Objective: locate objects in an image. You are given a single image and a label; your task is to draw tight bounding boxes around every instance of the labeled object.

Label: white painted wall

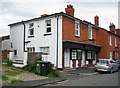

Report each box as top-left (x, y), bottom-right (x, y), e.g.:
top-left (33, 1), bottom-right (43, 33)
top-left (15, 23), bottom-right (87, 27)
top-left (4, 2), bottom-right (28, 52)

top-left (10, 24), bottom-right (24, 63)
top-left (2, 39), bottom-right (11, 50)
top-left (10, 15), bottom-right (63, 68)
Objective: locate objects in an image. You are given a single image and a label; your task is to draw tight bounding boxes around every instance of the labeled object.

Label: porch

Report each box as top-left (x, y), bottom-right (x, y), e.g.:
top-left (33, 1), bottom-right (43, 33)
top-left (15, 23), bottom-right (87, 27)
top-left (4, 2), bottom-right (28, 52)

top-left (63, 40), bottom-right (101, 69)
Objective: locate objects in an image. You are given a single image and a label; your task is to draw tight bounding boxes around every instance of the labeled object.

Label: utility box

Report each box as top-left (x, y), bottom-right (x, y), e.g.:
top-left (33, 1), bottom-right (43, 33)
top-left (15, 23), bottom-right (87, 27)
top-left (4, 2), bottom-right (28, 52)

top-left (36, 61), bottom-right (52, 76)
top-left (35, 60), bottom-right (42, 75)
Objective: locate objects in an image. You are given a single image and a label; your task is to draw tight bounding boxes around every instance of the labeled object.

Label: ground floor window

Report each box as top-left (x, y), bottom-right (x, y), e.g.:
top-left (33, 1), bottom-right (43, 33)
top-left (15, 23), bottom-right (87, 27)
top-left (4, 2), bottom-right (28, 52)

top-left (115, 51), bottom-right (119, 59)
top-left (86, 51), bottom-right (96, 60)
top-left (92, 51), bottom-right (96, 60)
top-left (87, 51), bottom-right (91, 59)
top-left (110, 51), bottom-right (112, 60)
top-left (14, 50), bottom-right (17, 56)
top-left (70, 49), bottom-right (82, 60)
top-left (77, 50), bottom-right (82, 59)
top-left (27, 47), bottom-right (35, 52)
top-left (71, 50), bottom-right (77, 59)
top-left (40, 47), bottom-right (50, 54)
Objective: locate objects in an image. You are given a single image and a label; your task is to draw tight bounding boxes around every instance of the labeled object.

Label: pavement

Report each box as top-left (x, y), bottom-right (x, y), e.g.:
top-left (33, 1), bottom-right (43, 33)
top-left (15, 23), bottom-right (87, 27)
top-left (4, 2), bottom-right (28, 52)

top-left (2, 67), bottom-right (98, 88)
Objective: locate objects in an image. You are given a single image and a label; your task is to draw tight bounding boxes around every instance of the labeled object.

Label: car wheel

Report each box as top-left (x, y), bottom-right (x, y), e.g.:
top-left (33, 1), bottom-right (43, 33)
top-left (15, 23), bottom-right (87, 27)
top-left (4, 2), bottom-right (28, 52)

top-left (110, 68), bottom-right (113, 74)
top-left (95, 69), bottom-right (98, 72)
top-left (117, 67), bottom-right (119, 72)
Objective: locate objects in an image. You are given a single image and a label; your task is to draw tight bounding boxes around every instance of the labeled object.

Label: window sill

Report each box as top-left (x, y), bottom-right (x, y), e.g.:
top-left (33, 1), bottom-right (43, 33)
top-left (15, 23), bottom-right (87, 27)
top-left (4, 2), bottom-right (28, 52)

top-left (14, 55), bottom-right (17, 57)
top-left (109, 44), bottom-right (112, 46)
top-left (25, 41), bottom-right (31, 43)
top-left (115, 46), bottom-right (118, 48)
top-left (75, 35), bottom-right (80, 38)
top-left (88, 38), bottom-right (95, 41)
top-left (44, 33), bottom-right (52, 36)
top-left (28, 35), bottom-right (34, 38)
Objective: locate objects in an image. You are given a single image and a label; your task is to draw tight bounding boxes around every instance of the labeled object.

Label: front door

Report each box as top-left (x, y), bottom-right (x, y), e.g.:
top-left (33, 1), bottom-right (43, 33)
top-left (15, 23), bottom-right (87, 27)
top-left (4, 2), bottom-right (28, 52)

top-left (64, 49), bottom-right (70, 67)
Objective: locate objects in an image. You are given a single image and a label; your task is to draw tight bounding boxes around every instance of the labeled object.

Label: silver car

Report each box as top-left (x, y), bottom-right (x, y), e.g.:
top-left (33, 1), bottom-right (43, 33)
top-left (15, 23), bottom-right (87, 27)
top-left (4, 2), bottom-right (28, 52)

top-left (94, 59), bottom-right (119, 73)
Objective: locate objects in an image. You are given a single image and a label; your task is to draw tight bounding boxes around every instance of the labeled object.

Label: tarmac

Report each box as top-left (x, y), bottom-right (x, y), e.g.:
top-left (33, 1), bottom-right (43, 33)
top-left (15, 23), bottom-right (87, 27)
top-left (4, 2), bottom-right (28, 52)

top-left (1, 67), bottom-right (98, 88)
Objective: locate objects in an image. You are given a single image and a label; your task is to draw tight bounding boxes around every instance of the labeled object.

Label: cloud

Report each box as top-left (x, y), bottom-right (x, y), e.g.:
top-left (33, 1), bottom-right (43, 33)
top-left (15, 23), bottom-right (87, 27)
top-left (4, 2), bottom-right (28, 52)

top-left (0, 0), bottom-right (119, 37)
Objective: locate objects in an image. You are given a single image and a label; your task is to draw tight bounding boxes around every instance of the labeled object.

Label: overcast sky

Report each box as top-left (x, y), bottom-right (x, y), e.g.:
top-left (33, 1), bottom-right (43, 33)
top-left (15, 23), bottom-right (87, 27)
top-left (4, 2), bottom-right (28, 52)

top-left (0, 0), bottom-right (120, 37)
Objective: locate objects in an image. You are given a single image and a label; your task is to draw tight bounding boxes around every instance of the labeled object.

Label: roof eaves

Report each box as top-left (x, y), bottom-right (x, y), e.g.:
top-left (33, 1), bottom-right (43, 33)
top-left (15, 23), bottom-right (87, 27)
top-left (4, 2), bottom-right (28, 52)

top-left (8, 12), bottom-right (64, 26)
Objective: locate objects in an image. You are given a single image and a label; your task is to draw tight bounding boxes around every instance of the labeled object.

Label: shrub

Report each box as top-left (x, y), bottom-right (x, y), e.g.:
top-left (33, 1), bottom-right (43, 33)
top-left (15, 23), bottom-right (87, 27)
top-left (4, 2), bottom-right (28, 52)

top-left (22, 63), bottom-right (36, 73)
top-left (0, 74), bottom-right (9, 80)
top-left (10, 78), bottom-right (24, 83)
top-left (47, 68), bottom-right (60, 78)
top-left (4, 59), bottom-right (13, 66)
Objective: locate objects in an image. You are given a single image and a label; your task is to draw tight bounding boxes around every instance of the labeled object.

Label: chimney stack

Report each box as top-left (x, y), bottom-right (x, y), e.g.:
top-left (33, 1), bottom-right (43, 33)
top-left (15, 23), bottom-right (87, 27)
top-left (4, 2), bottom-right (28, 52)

top-left (65, 4), bottom-right (74, 16)
top-left (41, 14), bottom-right (48, 17)
top-left (109, 23), bottom-right (116, 33)
top-left (94, 15), bottom-right (99, 26)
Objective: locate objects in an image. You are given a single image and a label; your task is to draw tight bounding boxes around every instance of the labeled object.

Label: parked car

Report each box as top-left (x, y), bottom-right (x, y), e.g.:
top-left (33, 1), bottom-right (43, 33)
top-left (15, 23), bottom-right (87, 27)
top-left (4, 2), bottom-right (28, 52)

top-left (114, 59), bottom-right (120, 69)
top-left (94, 59), bottom-right (119, 73)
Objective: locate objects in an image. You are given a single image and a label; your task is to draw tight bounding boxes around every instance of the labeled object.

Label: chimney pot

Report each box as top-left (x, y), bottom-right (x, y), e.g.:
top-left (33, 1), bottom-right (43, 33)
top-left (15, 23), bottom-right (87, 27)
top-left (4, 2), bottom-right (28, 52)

top-left (109, 23), bottom-right (116, 33)
top-left (94, 15), bottom-right (99, 26)
top-left (65, 4), bottom-right (74, 16)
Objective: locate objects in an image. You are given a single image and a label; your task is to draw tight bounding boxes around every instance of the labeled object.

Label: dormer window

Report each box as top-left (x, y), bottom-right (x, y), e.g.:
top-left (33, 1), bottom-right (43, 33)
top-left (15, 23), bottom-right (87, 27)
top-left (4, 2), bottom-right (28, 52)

top-left (88, 25), bottom-right (92, 39)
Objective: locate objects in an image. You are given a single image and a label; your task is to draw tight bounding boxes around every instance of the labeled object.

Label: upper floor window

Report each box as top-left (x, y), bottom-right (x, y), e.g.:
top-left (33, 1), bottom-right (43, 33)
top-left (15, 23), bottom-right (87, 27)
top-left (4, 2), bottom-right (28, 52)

top-left (115, 38), bottom-right (116, 47)
top-left (88, 25), bottom-right (92, 39)
top-left (29, 23), bottom-right (34, 35)
top-left (46, 20), bottom-right (51, 33)
top-left (75, 21), bottom-right (80, 37)
top-left (27, 47), bottom-right (35, 52)
top-left (109, 35), bottom-right (112, 45)
top-left (40, 47), bottom-right (50, 54)
top-left (115, 30), bottom-right (116, 34)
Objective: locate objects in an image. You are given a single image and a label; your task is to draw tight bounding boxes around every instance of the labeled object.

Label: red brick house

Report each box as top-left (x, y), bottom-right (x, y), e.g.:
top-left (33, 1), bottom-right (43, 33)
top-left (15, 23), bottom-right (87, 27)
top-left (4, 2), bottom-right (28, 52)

top-left (1, 35), bottom-right (10, 61)
top-left (62, 4), bottom-right (120, 68)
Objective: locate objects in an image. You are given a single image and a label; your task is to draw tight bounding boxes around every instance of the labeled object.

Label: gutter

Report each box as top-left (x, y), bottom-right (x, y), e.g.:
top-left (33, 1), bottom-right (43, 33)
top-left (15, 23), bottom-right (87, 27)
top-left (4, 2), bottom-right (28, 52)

top-left (21, 21), bottom-right (26, 52)
top-left (56, 15), bottom-right (59, 69)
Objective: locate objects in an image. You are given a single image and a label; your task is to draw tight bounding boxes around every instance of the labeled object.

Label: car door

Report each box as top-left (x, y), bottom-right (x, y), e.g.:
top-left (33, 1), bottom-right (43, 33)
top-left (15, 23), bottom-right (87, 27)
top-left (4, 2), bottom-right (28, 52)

top-left (114, 61), bottom-right (118, 71)
top-left (111, 60), bottom-right (118, 71)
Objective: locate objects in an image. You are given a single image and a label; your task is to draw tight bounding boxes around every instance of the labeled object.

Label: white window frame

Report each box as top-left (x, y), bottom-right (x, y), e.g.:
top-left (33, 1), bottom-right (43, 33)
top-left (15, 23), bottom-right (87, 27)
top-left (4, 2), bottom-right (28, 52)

top-left (75, 21), bottom-right (80, 37)
top-left (110, 51), bottom-right (112, 60)
top-left (71, 50), bottom-right (77, 60)
top-left (40, 47), bottom-right (50, 54)
top-left (115, 52), bottom-right (119, 59)
top-left (115, 30), bottom-right (116, 34)
top-left (28, 23), bottom-right (34, 36)
top-left (88, 25), bottom-right (92, 39)
top-left (45, 19), bottom-right (51, 33)
top-left (87, 51), bottom-right (92, 59)
top-left (115, 38), bottom-right (117, 47)
top-left (109, 35), bottom-right (112, 46)
top-left (27, 47), bottom-right (35, 52)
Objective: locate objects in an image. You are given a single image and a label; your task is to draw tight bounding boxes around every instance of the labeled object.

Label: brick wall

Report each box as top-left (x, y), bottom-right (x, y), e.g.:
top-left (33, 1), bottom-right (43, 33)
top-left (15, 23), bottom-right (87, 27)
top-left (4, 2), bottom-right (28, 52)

top-left (62, 16), bottom-right (97, 45)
